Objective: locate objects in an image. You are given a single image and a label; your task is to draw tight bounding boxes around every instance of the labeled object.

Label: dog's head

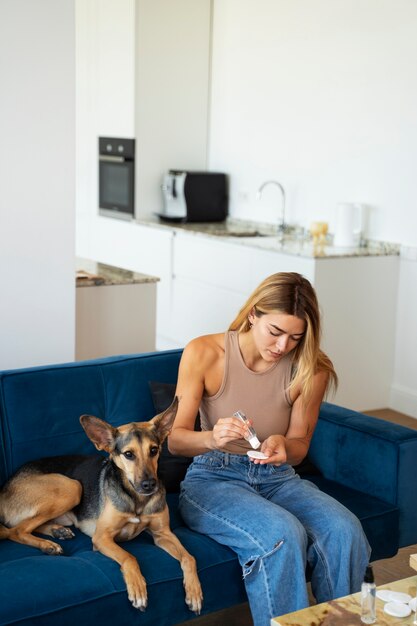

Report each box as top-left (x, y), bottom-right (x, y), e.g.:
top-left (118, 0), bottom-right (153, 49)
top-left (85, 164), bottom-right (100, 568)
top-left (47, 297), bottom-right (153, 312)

top-left (80, 397), bottom-right (178, 496)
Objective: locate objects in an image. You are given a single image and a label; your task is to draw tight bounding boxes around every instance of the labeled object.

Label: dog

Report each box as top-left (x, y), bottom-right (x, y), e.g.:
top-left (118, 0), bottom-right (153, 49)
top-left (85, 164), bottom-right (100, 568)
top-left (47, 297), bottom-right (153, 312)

top-left (0, 397), bottom-right (203, 613)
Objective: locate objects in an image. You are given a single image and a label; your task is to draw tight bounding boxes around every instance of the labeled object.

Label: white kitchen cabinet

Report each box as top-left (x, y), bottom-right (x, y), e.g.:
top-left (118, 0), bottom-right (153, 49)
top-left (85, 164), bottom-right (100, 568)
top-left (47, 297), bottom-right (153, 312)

top-left (314, 255), bottom-right (398, 411)
top-left (76, 283), bottom-right (157, 360)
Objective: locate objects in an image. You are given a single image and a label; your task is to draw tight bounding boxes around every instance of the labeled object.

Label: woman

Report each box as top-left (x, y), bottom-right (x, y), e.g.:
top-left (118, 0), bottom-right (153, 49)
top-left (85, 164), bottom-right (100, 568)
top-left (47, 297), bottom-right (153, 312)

top-left (168, 272), bottom-right (370, 626)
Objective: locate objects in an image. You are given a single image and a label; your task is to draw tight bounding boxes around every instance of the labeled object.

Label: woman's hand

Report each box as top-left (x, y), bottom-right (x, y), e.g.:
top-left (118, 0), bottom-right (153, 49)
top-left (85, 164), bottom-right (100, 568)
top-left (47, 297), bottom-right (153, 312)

top-left (253, 434), bottom-right (287, 465)
top-left (210, 415), bottom-right (248, 450)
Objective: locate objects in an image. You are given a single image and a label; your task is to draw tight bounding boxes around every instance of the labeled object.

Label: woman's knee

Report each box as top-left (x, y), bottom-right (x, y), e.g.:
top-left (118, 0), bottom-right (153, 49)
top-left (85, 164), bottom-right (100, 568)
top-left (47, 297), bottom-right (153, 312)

top-left (255, 515), bottom-right (308, 555)
top-left (242, 518), bottom-right (308, 584)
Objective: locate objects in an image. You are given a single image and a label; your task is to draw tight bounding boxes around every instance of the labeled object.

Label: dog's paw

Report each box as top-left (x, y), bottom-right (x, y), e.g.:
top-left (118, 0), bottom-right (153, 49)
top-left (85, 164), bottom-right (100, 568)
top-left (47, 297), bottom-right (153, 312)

top-left (52, 526), bottom-right (75, 540)
top-left (42, 540), bottom-right (64, 555)
top-left (124, 567), bottom-right (148, 611)
top-left (184, 579), bottom-right (203, 614)
top-left (127, 577), bottom-right (148, 611)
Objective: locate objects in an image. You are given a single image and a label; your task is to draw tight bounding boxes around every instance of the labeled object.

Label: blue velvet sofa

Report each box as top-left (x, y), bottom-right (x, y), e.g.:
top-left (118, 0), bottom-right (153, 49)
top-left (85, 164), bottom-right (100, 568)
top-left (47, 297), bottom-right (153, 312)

top-left (1, 350), bottom-right (417, 626)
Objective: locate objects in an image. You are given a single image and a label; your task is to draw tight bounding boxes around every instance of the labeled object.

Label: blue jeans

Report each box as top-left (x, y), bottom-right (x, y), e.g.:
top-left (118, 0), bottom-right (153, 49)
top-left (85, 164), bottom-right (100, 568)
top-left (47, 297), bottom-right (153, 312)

top-left (179, 451), bottom-right (370, 626)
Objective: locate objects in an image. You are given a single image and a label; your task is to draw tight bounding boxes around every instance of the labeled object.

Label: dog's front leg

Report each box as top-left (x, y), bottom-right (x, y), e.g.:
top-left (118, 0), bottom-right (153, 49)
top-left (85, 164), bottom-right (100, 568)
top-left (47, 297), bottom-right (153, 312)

top-left (93, 527), bottom-right (147, 610)
top-left (149, 507), bottom-right (203, 614)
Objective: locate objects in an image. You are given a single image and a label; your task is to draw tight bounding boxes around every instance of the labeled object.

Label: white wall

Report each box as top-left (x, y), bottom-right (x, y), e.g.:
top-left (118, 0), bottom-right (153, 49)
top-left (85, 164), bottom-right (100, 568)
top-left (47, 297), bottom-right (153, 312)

top-left (209, 0), bottom-right (417, 246)
top-left (134, 0), bottom-right (212, 217)
top-left (0, 0), bottom-right (75, 370)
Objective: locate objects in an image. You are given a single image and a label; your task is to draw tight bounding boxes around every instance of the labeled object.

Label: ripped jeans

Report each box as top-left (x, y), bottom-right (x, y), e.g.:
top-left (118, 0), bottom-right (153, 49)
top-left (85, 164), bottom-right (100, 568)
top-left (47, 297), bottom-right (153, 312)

top-left (179, 451), bottom-right (370, 626)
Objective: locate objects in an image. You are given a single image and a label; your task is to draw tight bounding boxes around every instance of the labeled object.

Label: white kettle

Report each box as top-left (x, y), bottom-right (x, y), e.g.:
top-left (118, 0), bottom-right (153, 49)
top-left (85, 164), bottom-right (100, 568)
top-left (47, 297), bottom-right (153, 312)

top-left (333, 203), bottom-right (365, 248)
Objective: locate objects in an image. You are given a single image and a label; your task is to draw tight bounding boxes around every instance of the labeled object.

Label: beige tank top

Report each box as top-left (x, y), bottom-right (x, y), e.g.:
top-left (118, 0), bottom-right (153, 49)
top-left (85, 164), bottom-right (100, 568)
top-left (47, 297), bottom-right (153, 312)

top-left (200, 330), bottom-right (293, 454)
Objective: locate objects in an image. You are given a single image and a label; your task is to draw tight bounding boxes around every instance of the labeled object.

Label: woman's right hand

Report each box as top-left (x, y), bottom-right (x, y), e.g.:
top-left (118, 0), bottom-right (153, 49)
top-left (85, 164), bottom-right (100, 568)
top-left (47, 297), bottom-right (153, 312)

top-left (211, 415), bottom-right (248, 450)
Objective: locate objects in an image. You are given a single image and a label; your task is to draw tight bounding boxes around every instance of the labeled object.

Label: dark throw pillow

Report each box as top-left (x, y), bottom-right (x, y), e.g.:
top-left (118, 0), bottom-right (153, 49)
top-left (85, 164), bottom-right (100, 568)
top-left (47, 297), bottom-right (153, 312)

top-left (148, 381), bottom-right (200, 493)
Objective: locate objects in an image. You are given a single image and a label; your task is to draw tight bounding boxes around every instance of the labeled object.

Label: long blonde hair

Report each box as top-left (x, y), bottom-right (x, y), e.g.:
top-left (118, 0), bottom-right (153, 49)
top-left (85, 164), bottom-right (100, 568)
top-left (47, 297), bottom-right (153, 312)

top-left (229, 272), bottom-right (337, 402)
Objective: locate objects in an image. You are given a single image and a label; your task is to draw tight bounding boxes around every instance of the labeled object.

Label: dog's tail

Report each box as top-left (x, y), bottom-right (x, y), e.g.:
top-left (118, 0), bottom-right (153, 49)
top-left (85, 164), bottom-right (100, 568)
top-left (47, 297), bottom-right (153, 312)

top-left (0, 523), bottom-right (10, 540)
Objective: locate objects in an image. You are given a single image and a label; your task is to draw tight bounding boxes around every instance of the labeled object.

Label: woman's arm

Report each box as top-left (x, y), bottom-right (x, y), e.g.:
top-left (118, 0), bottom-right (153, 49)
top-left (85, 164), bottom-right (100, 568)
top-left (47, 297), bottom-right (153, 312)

top-left (168, 336), bottom-right (248, 456)
top-left (255, 369), bottom-right (329, 466)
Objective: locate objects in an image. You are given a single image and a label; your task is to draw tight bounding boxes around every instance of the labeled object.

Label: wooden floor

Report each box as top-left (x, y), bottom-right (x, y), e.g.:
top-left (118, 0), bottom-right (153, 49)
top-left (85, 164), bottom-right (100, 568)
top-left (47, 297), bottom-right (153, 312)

top-left (179, 409), bottom-right (417, 626)
top-left (363, 407), bottom-right (417, 431)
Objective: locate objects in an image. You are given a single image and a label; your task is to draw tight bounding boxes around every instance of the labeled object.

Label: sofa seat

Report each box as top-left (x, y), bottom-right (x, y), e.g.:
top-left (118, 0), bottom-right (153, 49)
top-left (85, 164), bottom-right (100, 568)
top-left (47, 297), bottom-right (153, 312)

top-left (0, 494), bottom-right (246, 626)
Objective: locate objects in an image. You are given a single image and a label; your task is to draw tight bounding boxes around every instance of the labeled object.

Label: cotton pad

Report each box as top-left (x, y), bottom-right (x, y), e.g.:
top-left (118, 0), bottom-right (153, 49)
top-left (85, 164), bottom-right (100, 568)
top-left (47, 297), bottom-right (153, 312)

top-left (376, 589), bottom-right (392, 602)
top-left (383, 602), bottom-right (411, 618)
top-left (247, 450), bottom-right (269, 460)
top-left (376, 589), bottom-right (412, 604)
top-left (387, 591), bottom-right (413, 604)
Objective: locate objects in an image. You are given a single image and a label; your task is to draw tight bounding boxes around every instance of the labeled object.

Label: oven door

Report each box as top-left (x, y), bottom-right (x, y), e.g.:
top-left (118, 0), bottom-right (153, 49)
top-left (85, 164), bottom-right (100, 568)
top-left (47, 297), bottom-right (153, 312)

top-left (99, 156), bottom-right (134, 219)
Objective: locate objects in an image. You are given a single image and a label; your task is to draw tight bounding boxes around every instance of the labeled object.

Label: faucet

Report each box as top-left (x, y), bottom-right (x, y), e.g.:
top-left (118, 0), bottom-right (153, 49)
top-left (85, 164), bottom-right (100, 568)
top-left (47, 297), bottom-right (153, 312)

top-left (257, 180), bottom-right (286, 238)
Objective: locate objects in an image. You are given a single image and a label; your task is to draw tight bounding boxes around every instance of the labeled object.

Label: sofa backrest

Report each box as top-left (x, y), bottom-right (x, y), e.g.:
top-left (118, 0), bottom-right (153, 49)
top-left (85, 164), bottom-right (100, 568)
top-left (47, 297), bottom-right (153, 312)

top-left (0, 350), bottom-right (183, 485)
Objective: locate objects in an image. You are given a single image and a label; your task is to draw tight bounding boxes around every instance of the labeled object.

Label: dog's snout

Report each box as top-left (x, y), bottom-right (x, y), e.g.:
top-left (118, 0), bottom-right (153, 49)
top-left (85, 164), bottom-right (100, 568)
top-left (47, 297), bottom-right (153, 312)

top-left (141, 478), bottom-right (157, 493)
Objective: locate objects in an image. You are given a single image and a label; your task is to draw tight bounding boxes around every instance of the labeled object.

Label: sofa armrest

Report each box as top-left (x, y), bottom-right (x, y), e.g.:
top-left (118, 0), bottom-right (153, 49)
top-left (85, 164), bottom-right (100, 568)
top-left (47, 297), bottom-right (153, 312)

top-left (309, 402), bottom-right (417, 547)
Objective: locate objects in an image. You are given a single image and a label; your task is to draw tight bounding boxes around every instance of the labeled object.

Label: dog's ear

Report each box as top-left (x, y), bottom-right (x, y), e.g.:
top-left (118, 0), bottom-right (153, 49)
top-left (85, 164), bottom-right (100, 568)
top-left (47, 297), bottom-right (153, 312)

top-left (150, 396), bottom-right (179, 442)
top-left (80, 415), bottom-right (117, 452)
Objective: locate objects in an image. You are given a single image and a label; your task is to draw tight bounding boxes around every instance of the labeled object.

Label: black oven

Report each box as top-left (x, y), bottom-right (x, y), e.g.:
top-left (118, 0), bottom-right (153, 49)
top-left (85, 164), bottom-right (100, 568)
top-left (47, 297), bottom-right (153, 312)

top-left (98, 137), bottom-right (135, 219)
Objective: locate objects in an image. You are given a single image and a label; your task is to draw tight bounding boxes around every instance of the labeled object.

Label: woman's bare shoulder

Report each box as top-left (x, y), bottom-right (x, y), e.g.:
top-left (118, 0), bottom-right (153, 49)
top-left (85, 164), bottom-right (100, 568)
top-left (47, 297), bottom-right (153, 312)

top-left (184, 333), bottom-right (224, 359)
top-left (183, 333), bottom-right (225, 366)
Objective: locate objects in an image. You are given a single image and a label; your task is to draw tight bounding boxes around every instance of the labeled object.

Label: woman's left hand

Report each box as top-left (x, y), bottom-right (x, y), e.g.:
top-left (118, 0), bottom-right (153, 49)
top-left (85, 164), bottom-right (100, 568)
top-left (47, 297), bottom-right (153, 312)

top-left (255, 434), bottom-right (287, 465)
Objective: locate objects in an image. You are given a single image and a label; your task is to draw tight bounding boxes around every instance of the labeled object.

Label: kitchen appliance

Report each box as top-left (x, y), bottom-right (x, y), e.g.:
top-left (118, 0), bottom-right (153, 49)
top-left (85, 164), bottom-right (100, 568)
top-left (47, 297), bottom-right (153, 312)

top-left (334, 202), bottom-right (365, 247)
top-left (159, 170), bottom-right (228, 222)
top-left (99, 137), bottom-right (135, 220)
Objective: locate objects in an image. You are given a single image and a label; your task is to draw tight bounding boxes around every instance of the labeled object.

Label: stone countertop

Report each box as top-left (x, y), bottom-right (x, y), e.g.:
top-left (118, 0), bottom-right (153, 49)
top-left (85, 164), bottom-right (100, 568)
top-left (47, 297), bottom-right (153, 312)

top-left (76, 257), bottom-right (159, 288)
top-left (136, 217), bottom-right (400, 260)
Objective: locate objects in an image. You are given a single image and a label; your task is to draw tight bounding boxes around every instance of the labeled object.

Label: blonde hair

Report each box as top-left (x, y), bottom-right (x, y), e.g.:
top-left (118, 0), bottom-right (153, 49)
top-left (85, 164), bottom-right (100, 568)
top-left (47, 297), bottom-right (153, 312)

top-left (229, 272), bottom-right (338, 402)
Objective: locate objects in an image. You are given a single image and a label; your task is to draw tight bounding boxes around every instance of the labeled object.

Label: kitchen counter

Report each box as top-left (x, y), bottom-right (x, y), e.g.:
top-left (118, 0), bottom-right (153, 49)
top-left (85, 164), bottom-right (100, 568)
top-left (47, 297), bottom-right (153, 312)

top-left (75, 257), bottom-right (159, 360)
top-left (136, 216), bottom-right (400, 259)
top-left (76, 257), bottom-right (159, 288)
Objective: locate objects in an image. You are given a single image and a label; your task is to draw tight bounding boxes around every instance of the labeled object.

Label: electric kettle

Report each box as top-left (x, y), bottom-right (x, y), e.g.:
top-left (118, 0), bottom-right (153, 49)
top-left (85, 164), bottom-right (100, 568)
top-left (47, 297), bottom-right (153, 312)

top-left (334, 203), bottom-right (365, 247)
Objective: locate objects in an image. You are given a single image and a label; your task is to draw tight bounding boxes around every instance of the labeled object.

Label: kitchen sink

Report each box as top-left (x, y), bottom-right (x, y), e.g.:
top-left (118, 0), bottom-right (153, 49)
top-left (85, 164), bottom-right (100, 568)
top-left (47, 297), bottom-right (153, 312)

top-left (217, 230), bottom-right (268, 237)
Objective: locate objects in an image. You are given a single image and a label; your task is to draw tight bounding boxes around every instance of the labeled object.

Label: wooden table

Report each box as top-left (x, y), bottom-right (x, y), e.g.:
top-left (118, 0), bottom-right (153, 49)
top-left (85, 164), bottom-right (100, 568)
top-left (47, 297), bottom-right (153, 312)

top-left (271, 573), bottom-right (417, 626)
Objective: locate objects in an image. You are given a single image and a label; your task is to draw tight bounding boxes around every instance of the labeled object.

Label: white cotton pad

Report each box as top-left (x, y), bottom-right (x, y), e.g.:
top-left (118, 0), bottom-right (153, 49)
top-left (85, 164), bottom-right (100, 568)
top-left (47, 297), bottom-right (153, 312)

top-left (388, 591), bottom-right (413, 604)
top-left (409, 597), bottom-right (416, 612)
top-left (376, 589), bottom-right (392, 602)
top-left (247, 450), bottom-right (269, 460)
top-left (384, 602), bottom-right (411, 618)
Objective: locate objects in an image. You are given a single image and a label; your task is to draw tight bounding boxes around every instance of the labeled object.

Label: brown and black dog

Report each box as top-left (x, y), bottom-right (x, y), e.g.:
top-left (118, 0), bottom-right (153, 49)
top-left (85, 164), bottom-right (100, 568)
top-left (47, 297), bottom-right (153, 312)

top-left (0, 397), bottom-right (203, 613)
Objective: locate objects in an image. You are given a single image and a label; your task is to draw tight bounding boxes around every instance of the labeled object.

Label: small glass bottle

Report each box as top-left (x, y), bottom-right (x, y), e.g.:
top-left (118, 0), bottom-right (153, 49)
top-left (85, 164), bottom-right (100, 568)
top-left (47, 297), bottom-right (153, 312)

top-left (233, 411), bottom-right (261, 449)
top-left (361, 565), bottom-right (376, 624)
